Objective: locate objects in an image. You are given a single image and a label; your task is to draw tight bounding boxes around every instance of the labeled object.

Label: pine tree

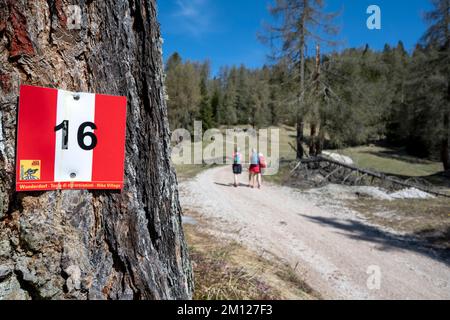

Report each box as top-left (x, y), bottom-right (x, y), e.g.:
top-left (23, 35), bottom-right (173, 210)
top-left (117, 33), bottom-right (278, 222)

top-left (220, 67), bottom-right (238, 125)
top-left (261, 0), bottom-right (339, 159)
top-left (385, 42), bottom-right (411, 145)
top-left (199, 77), bottom-right (214, 130)
top-left (421, 0), bottom-right (450, 170)
top-left (210, 79), bottom-right (221, 126)
top-left (236, 65), bottom-right (251, 124)
top-left (165, 54), bottom-right (201, 131)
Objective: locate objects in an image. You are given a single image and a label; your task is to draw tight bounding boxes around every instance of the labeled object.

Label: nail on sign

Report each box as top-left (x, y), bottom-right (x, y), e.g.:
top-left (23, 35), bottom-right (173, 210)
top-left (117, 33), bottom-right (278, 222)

top-left (16, 85), bottom-right (127, 191)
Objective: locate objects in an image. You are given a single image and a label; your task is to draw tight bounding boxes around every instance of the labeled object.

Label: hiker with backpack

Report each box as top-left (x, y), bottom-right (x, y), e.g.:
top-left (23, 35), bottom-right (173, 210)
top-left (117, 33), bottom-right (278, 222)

top-left (249, 148), bottom-right (261, 189)
top-left (232, 147), bottom-right (243, 187)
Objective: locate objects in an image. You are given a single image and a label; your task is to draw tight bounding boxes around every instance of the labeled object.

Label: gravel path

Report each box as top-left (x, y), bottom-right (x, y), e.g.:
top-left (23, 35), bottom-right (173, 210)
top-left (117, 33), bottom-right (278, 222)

top-left (179, 166), bottom-right (450, 300)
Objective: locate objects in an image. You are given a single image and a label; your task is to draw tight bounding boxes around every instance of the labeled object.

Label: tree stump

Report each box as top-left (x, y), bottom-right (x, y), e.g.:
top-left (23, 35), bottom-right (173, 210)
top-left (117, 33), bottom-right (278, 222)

top-left (0, 0), bottom-right (192, 300)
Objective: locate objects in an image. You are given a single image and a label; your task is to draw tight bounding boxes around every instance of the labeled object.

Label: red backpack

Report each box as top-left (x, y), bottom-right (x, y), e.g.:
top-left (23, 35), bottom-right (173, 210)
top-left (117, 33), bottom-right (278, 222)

top-left (259, 155), bottom-right (267, 168)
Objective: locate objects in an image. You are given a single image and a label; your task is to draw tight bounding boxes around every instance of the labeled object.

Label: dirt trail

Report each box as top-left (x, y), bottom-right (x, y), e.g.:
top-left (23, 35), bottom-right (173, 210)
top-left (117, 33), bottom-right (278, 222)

top-left (180, 166), bottom-right (450, 300)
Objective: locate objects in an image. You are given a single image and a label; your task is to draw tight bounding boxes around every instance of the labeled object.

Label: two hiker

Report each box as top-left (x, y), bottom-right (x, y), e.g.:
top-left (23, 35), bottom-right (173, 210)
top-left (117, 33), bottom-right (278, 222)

top-left (232, 148), bottom-right (266, 188)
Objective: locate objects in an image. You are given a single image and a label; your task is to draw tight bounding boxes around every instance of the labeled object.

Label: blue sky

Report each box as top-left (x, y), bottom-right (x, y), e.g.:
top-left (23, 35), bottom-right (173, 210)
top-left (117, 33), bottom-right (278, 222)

top-left (158, 0), bottom-right (434, 75)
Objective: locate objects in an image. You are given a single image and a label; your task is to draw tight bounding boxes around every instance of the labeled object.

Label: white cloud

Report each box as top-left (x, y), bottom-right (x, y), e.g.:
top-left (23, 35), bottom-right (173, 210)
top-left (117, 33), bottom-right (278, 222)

top-left (170, 0), bottom-right (216, 38)
top-left (175, 0), bottom-right (203, 18)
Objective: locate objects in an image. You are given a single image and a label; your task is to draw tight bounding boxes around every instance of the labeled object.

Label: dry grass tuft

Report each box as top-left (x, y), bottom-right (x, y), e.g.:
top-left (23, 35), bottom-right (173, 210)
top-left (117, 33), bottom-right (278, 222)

top-left (184, 221), bottom-right (319, 301)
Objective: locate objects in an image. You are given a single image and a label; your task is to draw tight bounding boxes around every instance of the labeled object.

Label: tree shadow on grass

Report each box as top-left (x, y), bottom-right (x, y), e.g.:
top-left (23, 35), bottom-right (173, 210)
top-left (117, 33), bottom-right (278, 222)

top-left (413, 226), bottom-right (450, 251)
top-left (300, 214), bottom-right (450, 267)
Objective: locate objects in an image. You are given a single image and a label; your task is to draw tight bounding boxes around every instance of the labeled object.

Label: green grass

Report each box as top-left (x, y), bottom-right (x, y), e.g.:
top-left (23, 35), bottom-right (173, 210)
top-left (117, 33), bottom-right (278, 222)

top-left (173, 138), bottom-right (219, 181)
top-left (276, 125), bottom-right (298, 161)
top-left (175, 164), bottom-right (210, 181)
top-left (262, 162), bottom-right (292, 185)
top-left (336, 146), bottom-right (443, 177)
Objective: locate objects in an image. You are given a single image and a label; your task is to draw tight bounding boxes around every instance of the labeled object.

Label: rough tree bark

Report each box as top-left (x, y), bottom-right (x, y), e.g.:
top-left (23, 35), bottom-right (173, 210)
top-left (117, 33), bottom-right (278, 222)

top-left (0, 0), bottom-right (192, 300)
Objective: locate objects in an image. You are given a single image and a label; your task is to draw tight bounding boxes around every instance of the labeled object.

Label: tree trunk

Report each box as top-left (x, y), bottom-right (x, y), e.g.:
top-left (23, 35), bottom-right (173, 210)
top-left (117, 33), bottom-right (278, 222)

top-left (442, 79), bottom-right (450, 171)
top-left (296, 3), bottom-right (307, 160)
top-left (317, 125), bottom-right (325, 155)
top-left (443, 4), bottom-right (450, 172)
top-left (309, 45), bottom-right (321, 157)
top-left (0, 0), bottom-right (192, 300)
top-left (309, 123), bottom-right (317, 156)
top-left (296, 120), bottom-right (305, 159)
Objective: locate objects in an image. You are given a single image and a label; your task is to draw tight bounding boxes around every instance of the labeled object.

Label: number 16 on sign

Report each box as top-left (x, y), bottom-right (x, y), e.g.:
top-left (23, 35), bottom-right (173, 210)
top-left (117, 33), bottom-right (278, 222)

top-left (16, 85), bottom-right (127, 191)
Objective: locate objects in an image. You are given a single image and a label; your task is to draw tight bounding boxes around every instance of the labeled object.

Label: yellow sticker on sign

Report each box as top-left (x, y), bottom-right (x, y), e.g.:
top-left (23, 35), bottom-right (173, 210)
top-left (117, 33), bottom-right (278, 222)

top-left (20, 160), bottom-right (41, 181)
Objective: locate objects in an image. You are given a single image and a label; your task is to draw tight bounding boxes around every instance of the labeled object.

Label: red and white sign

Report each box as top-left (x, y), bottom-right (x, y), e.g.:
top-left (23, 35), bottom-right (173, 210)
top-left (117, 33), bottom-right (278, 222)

top-left (16, 85), bottom-right (127, 191)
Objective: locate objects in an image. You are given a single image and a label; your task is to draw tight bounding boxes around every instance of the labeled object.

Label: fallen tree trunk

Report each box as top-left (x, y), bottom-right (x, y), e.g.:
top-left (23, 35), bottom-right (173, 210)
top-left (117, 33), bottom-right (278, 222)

top-left (0, 0), bottom-right (192, 300)
top-left (293, 156), bottom-right (450, 198)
